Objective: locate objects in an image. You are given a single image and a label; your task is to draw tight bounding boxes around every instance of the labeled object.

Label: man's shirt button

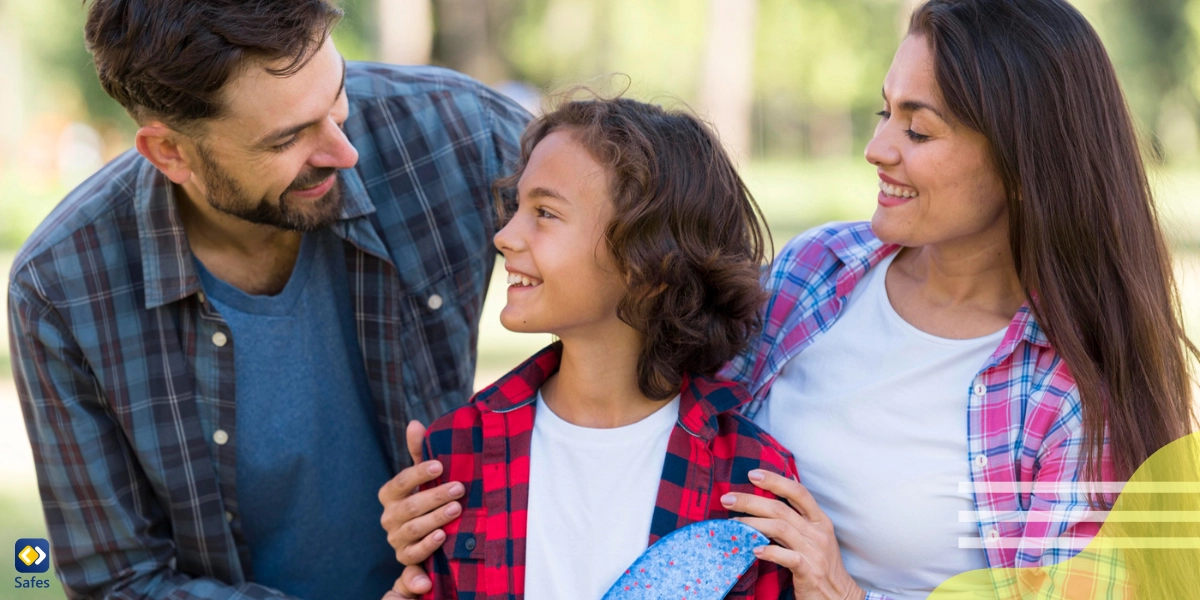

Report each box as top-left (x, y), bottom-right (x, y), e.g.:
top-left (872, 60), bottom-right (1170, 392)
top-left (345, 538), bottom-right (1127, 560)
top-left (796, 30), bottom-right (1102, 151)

top-left (213, 429), bottom-right (229, 445)
top-left (463, 536), bottom-right (476, 551)
top-left (427, 294), bottom-right (444, 310)
top-left (212, 331), bottom-right (228, 347)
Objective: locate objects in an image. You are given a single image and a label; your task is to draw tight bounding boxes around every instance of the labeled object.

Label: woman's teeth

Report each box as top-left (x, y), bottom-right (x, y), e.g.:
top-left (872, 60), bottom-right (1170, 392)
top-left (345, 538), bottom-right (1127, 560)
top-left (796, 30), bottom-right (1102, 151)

top-left (507, 273), bottom-right (541, 287)
top-left (879, 180), bottom-right (919, 198)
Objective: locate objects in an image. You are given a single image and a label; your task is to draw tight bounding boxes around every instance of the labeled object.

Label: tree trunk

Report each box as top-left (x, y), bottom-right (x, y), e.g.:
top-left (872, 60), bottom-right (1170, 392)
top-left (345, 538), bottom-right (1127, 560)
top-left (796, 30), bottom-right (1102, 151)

top-left (378, 0), bottom-right (434, 65)
top-left (697, 0), bottom-right (759, 162)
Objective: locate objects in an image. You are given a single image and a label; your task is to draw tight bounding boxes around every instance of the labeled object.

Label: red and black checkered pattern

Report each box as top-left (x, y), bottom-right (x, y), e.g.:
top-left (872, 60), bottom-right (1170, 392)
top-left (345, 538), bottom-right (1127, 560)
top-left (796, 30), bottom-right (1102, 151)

top-left (422, 342), bottom-right (799, 599)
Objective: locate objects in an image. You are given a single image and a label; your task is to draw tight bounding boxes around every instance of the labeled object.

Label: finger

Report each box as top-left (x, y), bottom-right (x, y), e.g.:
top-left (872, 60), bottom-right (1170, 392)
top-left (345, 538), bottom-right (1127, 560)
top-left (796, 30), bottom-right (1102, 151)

top-left (378, 460), bottom-right (446, 504)
top-left (734, 516), bottom-right (814, 551)
top-left (750, 544), bottom-right (805, 575)
top-left (390, 511), bottom-right (454, 564)
top-left (401, 565), bottom-right (433, 595)
top-left (720, 491), bottom-right (807, 529)
top-left (381, 482), bottom-right (465, 533)
top-left (406, 420), bottom-right (427, 466)
top-left (748, 470), bottom-right (824, 521)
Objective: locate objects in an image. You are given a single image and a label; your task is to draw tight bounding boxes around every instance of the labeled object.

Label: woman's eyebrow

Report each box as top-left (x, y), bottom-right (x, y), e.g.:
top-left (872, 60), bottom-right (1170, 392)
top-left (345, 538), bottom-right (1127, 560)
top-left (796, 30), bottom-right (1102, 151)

top-left (882, 87), bottom-right (947, 121)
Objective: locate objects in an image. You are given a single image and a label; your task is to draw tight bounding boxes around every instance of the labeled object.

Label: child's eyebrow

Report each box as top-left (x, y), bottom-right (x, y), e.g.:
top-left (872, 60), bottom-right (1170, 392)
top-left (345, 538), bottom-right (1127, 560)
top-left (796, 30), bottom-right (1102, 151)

top-left (526, 186), bottom-right (570, 203)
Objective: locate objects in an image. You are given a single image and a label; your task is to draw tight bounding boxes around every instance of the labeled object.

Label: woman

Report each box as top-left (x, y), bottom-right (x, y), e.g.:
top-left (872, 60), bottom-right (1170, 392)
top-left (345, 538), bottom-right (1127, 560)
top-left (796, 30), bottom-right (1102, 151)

top-left (380, 0), bottom-right (1196, 597)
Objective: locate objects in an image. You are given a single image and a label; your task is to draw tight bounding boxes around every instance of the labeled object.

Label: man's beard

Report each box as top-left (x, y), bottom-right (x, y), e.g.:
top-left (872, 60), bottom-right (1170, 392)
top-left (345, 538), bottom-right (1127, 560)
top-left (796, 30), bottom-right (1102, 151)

top-left (195, 143), bottom-right (344, 232)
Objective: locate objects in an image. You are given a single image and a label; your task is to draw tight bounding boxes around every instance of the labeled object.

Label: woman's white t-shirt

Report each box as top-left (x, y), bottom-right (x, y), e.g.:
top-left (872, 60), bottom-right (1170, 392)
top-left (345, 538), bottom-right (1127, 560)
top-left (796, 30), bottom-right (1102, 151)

top-left (753, 251), bottom-right (1003, 599)
top-left (523, 392), bottom-right (680, 600)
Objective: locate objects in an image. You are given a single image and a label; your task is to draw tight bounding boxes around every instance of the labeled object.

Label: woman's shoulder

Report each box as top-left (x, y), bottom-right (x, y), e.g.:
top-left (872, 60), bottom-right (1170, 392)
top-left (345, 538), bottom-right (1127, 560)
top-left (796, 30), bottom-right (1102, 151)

top-left (767, 221), bottom-right (880, 289)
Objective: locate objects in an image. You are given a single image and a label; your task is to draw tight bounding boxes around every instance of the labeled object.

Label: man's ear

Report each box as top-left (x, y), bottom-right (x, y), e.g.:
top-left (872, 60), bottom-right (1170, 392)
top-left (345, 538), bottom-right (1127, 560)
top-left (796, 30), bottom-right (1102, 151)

top-left (135, 122), bottom-right (196, 185)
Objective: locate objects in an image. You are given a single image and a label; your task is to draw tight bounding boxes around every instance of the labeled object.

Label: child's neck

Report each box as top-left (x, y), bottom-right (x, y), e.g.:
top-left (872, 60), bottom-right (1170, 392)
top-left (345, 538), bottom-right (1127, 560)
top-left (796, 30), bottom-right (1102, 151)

top-left (540, 330), bottom-right (675, 429)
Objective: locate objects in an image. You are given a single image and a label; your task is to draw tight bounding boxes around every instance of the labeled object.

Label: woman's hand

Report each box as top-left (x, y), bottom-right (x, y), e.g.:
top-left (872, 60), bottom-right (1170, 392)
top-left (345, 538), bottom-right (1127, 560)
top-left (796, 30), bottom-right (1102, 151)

top-left (377, 420), bottom-right (466, 597)
top-left (721, 470), bottom-right (865, 600)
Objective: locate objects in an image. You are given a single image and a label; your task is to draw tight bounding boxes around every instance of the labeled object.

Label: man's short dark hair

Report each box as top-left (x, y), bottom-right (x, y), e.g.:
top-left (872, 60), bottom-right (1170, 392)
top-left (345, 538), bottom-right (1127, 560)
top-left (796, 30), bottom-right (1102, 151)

top-left (85, 0), bottom-right (343, 130)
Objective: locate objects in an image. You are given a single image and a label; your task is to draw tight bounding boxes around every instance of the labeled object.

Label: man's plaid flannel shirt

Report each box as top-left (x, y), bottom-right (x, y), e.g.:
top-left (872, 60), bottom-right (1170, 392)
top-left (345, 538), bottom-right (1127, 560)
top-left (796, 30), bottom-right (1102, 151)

top-left (421, 343), bottom-right (799, 599)
top-left (719, 221), bottom-right (1123, 599)
top-left (8, 63), bottom-right (529, 599)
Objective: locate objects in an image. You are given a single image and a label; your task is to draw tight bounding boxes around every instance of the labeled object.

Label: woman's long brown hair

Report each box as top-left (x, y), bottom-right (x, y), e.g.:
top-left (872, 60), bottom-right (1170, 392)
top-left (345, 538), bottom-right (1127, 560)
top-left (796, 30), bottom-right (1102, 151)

top-left (910, 0), bottom-right (1197, 494)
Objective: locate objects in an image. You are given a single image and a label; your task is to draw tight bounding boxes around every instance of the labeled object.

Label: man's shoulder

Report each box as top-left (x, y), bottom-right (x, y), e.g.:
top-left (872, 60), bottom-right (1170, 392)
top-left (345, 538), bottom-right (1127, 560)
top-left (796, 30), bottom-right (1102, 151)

top-left (10, 151), bottom-right (145, 291)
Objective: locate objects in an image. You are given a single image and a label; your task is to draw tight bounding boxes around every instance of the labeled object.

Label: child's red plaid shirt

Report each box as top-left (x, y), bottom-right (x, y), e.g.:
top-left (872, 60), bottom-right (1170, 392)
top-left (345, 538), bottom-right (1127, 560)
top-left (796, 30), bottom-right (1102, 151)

top-left (421, 342), bottom-right (799, 599)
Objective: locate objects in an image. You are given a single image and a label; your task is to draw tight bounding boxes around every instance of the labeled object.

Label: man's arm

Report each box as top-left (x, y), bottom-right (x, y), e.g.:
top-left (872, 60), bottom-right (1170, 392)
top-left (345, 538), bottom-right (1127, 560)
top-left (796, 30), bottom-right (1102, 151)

top-left (8, 274), bottom-right (296, 600)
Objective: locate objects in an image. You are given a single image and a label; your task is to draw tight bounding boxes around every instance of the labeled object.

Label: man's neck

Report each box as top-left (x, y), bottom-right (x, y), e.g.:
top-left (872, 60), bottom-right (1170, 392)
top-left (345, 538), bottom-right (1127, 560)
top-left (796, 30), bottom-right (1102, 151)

top-left (175, 183), bottom-right (304, 296)
top-left (540, 326), bottom-right (674, 429)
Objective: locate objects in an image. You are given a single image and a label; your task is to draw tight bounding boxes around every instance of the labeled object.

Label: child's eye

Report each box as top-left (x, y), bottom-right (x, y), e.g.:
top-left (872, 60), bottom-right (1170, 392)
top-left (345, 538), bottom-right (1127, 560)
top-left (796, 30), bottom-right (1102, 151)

top-left (535, 207), bottom-right (556, 219)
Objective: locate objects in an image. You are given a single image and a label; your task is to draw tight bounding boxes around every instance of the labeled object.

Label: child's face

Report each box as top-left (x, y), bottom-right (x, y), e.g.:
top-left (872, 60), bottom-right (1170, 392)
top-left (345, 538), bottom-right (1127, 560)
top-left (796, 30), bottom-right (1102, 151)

top-left (493, 130), bottom-right (629, 338)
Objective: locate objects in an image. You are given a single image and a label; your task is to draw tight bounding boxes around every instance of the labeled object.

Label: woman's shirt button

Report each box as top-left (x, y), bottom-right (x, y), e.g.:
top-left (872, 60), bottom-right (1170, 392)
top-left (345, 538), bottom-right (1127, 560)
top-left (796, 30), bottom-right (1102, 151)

top-left (973, 454), bottom-right (988, 469)
top-left (463, 536), bottom-right (476, 551)
top-left (973, 382), bottom-right (987, 397)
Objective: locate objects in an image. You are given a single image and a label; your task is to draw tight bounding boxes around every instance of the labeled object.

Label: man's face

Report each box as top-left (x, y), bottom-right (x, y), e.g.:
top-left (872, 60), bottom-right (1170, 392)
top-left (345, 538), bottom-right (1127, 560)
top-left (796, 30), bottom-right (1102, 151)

top-left (187, 36), bottom-right (358, 231)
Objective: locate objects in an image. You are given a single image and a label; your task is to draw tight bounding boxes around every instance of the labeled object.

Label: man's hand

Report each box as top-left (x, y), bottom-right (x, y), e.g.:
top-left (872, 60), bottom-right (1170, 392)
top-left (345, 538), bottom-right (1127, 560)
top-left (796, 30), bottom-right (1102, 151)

top-left (381, 565), bottom-right (436, 599)
top-left (378, 421), bottom-right (464, 578)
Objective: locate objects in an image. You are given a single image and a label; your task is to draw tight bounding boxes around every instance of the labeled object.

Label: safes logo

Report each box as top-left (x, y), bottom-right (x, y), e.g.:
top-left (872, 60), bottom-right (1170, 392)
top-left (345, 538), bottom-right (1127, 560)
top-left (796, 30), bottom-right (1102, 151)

top-left (14, 539), bottom-right (49, 574)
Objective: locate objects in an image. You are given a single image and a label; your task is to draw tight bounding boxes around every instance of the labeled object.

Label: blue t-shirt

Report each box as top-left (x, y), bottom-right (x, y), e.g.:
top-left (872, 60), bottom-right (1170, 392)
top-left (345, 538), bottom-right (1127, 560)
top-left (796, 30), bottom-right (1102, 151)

top-left (197, 229), bottom-right (400, 599)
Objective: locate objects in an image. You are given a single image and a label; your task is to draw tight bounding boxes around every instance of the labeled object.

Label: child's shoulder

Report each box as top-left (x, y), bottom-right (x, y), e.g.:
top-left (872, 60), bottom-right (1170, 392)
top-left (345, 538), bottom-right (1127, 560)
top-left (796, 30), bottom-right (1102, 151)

top-left (424, 402), bottom-right (486, 460)
top-left (716, 411), bottom-right (795, 465)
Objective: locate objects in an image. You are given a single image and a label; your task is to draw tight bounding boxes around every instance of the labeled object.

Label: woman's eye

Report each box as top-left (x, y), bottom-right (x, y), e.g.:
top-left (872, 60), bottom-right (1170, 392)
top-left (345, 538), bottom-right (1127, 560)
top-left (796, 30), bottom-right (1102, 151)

top-left (875, 110), bottom-right (891, 120)
top-left (905, 129), bottom-right (931, 142)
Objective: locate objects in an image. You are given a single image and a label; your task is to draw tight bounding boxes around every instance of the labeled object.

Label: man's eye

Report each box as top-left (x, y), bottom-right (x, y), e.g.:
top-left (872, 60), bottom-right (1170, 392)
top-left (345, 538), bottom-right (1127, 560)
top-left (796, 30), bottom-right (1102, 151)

top-left (272, 138), bottom-right (298, 152)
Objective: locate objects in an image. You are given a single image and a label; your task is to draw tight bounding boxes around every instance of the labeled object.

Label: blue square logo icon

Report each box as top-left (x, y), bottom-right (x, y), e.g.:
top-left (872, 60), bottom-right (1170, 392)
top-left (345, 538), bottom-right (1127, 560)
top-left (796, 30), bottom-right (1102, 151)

top-left (14, 539), bottom-right (50, 574)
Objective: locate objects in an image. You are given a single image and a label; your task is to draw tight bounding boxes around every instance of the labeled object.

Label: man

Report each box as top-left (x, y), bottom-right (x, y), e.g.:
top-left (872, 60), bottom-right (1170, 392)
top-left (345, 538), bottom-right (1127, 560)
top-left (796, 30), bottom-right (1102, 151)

top-left (7, 0), bottom-right (527, 597)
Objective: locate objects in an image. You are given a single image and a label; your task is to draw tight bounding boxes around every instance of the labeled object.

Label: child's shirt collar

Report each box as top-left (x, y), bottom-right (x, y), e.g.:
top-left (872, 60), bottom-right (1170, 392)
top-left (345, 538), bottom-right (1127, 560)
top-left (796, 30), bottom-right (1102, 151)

top-left (470, 342), bottom-right (750, 442)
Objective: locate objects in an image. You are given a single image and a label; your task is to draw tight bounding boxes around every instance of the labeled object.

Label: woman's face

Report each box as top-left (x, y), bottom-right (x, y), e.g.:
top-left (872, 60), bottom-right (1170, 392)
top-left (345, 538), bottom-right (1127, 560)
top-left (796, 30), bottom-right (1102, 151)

top-left (864, 35), bottom-right (1009, 249)
top-left (492, 129), bottom-right (629, 338)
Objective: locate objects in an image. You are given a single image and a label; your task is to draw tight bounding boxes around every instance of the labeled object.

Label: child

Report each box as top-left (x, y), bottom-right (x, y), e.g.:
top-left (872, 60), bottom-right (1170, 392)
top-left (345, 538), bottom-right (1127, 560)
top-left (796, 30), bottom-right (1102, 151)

top-left (421, 96), bottom-right (798, 599)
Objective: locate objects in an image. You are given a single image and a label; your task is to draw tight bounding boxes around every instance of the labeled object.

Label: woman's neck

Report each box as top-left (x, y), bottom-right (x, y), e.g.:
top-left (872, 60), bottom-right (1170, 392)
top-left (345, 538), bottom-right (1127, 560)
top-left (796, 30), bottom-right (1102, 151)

top-left (888, 227), bottom-right (1026, 338)
top-left (540, 326), bottom-right (673, 429)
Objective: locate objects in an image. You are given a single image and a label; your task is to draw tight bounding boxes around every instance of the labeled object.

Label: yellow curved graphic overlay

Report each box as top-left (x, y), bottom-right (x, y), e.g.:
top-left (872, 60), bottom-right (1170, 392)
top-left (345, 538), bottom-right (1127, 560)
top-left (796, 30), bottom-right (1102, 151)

top-left (931, 432), bottom-right (1200, 599)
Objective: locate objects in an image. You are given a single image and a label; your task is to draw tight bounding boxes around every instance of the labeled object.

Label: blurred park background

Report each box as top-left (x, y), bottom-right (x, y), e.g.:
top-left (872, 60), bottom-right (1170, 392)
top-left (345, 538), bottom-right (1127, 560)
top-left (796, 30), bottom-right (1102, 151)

top-left (1, 0), bottom-right (1199, 596)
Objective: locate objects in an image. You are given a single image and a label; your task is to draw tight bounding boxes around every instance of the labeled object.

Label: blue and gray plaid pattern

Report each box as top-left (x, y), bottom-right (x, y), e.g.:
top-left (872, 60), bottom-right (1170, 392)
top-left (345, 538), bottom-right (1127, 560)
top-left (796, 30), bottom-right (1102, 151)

top-left (7, 63), bottom-right (529, 599)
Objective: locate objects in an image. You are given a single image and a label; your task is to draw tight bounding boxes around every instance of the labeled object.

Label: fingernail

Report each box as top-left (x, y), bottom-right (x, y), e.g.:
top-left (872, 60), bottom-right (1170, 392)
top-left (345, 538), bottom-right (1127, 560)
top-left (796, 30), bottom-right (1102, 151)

top-left (426, 462), bottom-right (442, 476)
top-left (748, 470), bottom-right (765, 482)
top-left (720, 493), bottom-right (736, 507)
top-left (448, 482), bottom-right (464, 497)
top-left (753, 547), bottom-right (764, 556)
top-left (446, 502), bottom-right (462, 517)
top-left (433, 529), bottom-right (446, 542)
top-left (414, 575), bottom-right (430, 588)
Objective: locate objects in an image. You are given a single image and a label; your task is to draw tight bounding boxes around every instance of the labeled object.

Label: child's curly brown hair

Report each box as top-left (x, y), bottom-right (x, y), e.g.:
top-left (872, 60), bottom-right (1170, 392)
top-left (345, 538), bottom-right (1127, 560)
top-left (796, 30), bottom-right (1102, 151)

top-left (495, 95), bottom-right (770, 400)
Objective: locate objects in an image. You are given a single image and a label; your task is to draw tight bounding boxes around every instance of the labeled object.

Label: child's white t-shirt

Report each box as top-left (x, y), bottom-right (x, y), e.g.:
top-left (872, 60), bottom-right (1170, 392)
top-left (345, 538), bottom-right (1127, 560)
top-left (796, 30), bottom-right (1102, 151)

top-left (523, 391), bottom-right (680, 600)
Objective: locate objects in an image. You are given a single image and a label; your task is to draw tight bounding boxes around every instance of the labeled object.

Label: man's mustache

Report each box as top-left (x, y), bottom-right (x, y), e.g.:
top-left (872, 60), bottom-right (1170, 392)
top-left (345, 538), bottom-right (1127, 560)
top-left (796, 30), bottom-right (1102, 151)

top-left (287, 168), bottom-right (338, 192)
